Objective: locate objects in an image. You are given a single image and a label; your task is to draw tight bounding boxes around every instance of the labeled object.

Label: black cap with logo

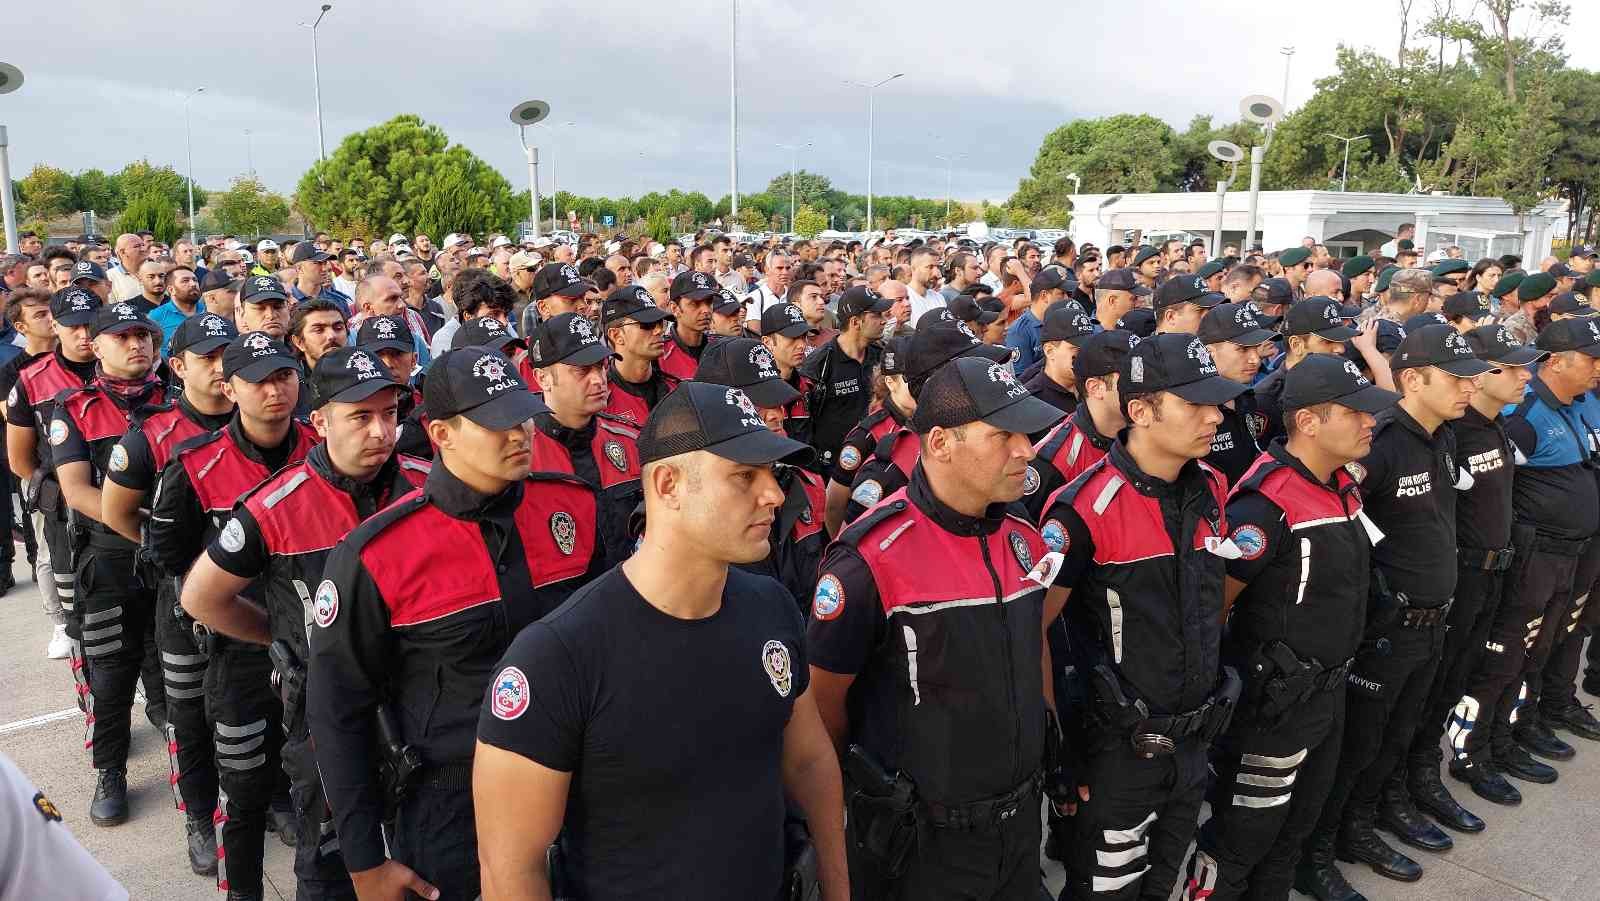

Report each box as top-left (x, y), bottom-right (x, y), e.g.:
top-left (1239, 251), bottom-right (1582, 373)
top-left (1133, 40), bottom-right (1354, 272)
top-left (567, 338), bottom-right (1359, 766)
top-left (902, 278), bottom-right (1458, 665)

top-left (311, 346), bottom-right (404, 409)
top-left (670, 270), bottom-right (720, 302)
top-left (355, 315), bottom-right (417, 353)
top-left (423, 347), bottom-right (549, 429)
top-left (1283, 298), bottom-right (1359, 340)
top-left (1198, 302), bottom-right (1278, 346)
top-left (530, 312), bottom-right (613, 368)
top-left (1072, 329), bottom-right (1138, 385)
top-left (601, 285), bottom-right (672, 328)
top-left (70, 260), bottom-right (108, 285)
top-left (637, 380), bottom-right (812, 467)
top-left (1030, 269), bottom-right (1069, 295)
top-left (1117, 307), bottom-right (1157, 338)
top-left (49, 287), bottom-right (101, 327)
top-left (949, 294), bottom-right (999, 327)
top-left (1121, 332), bottom-right (1249, 406)
top-left (692, 337), bottom-right (799, 408)
top-left (1040, 300), bottom-right (1096, 345)
top-left (451, 317), bottom-right (523, 352)
top-left (837, 285), bottom-right (891, 320)
top-left (1280, 353), bottom-right (1399, 413)
top-left (881, 335), bottom-right (910, 377)
top-left (760, 303), bottom-right (813, 338)
top-left (90, 301), bottom-right (159, 339)
top-left (1442, 291), bottom-right (1493, 320)
top-left (1535, 317), bottom-right (1600, 357)
top-left (1550, 292), bottom-right (1596, 317)
top-left (1153, 274), bottom-right (1221, 311)
top-left (290, 243), bottom-right (333, 265)
top-left (170, 312), bottom-right (237, 357)
top-left (1391, 324), bottom-right (1497, 375)
top-left (239, 274), bottom-right (290, 304)
top-left (200, 268), bottom-right (238, 292)
top-left (910, 355), bottom-right (1066, 435)
top-left (1404, 312), bottom-right (1450, 332)
top-left (1464, 324), bottom-right (1547, 366)
top-left (1256, 278), bottom-right (1295, 307)
top-left (905, 308), bottom-right (1009, 385)
top-left (711, 287), bottom-right (745, 317)
top-left (534, 263), bottom-right (591, 299)
top-left (222, 332), bottom-right (300, 382)
top-left (1096, 268), bottom-right (1150, 295)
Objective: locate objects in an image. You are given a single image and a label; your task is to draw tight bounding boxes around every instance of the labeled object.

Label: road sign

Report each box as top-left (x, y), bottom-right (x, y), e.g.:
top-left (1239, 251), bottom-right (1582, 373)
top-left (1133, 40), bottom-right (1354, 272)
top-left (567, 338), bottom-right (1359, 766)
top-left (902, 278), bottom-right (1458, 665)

top-left (603, 215), bottom-right (614, 228)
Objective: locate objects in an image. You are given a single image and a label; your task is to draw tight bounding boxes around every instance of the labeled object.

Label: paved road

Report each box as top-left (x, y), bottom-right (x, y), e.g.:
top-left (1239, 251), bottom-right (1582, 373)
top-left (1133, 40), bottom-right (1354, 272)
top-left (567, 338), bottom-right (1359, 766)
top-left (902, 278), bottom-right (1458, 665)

top-left (3, 551), bottom-right (1599, 900)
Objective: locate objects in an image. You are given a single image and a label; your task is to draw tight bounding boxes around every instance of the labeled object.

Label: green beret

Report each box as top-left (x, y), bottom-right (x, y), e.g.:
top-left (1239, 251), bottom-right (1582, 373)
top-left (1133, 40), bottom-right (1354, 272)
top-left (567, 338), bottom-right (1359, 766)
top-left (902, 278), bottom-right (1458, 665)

top-left (1132, 245), bottom-right (1160, 266)
top-left (1490, 270), bottom-right (1525, 299)
top-left (1374, 265), bottom-right (1400, 293)
top-left (1196, 260), bottom-right (1226, 279)
top-left (1430, 258), bottom-right (1470, 278)
top-left (1279, 246), bottom-right (1311, 267)
top-left (1585, 270), bottom-right (1600, 289)
top-left (1397, 239), bottom-right (1415, 251)
top-left (1518, 271), bottom-right (1557, 301)
top-left (1341, 255), bottom-right (1375, 278)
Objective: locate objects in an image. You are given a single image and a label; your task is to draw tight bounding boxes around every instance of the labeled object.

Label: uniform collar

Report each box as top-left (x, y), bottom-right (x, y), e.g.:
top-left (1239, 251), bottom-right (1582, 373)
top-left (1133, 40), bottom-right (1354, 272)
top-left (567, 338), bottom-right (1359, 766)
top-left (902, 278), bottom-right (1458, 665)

top-left (1528, 375), bottom-right (1575, 411)
top-left (1381, 404), bottom-right (1436, 442)
top-left (1459, 404), bottom-right (1501, 429)
top-left (226, 413), bottom-right (300, 466)
top-left (534, 410), bottom-right (594, 452)
top-left (424, 459), bottom-right (522, 521)
top-left (1072, 403), bottom-right (1113, 450)
top-left (907, 462), bottom-right (1004, 537)
top-left (1264, 439), bottom-right (1349, 493)
top-left (606, 359), bottom-right (662, 396)
top-left (1107, 437), bottom-right (1205, 498)
top-left (307, 442), bottom-right (401, 498)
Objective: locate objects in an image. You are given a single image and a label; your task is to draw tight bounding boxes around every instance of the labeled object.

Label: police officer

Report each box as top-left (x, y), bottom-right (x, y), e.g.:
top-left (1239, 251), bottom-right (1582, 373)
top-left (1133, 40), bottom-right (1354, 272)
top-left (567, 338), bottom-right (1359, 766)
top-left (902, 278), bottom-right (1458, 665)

top-left (179, 347), bottom-right (431, 901)
top-left (1198, 302), bottom-right (1279, 485)
top-left (98, 313), bottom-right (237, 876)
top-left (527, 311), bottom-right (643, 569)
top-left (50, 301), bottom-right (170, 829)
top-left (841, 308), bottom-right (1007, 525)
top-left (526, 262), bottom-right (599, 337)
top-left (1027, 300), bottom-right (1097, 413)
top-left (809, 354), bottom-right (1064, 899)
top-left (1039, 333), bottom-right (1245, 901)
top-left (148, 332), bottom-right (319, 900)
top-left (1152, 277), bottom-right (1222, 335)
top-left (1022, 330), bottom-right (1134, 523)
top-left (798, 285), bottom-right (887, 474)
top-left (600, 283), bottom-right (679, 426)
top-left (1387, 326), bottom-right (1538, 827)
top-left (7, 288), bottom-right (102, 716)
top-left (1184, 354), bottom-right (1396, 901)
top-left (235, 274), bottom-right (295, 340)
top-left (692, 337), bottom-right (829, 604)
top-left (658, 270), bottom-right (720, 380)
top-left (1255, 300), bottom-right (1392, 449)
top-left (825, 336), bottom-right (914, 534)
top-left (353, 314), bottom-right (429, 458)
top-left (475, 381), bottom-right (848, 901)
top-left (308, 348), bottom-right (599, 901)
top-left (759, 303), bottom-right (818, 449)
top-left (1301, 324), bottom-right (1490, 894)
top-left (1450, 318), bottom-right (1600, 796)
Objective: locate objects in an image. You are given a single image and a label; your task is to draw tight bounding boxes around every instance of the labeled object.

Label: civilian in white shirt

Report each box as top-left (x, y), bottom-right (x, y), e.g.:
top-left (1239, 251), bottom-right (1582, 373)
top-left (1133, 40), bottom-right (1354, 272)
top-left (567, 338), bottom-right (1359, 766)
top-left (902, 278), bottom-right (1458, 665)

top-left (743, 250), bottom-right (794, 327)
top-left (979, 243), bottom-right (1007, 293)
top-left (906, 247), bottom-right (946, 321)
top-left (108, 233), bottom-right (147, 302)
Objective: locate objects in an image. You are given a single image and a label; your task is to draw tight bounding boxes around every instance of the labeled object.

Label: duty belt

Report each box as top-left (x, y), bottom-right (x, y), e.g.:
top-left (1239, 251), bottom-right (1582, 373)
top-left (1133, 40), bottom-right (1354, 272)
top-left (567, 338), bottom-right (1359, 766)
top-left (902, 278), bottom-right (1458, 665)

top-left (1400, 599), bottom-right (1452, 628)
top-left (919, 773), bottom-right (1040, 830)
top-left (1311, 657), bottom-right (1356, 691)
top-left (85, 528), bottom-right (138, 551)
top-left (416, 760), bottom-right (473, 790)
top-left (1458, 546), bottom-right (1515, 572)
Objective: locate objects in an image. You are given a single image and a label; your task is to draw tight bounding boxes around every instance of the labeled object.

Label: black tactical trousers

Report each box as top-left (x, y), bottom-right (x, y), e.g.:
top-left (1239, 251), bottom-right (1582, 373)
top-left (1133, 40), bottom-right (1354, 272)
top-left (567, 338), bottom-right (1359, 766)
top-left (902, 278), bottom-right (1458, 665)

top-left (1186, 686), bottom-right (1345, 901)
top-left (1458, 529), bottom-right (1583, 761)
top-left (205, 643), bottom-right (283, 898)
top-left (1540, 539), bottom-right (1600, 715)
top-left (1062, 739), bottom-right (1207, 901)
top-left (389, 768), bottom-right (480, 901)
top-left (153, 575), bottom-right (216, 819)
top-left (1403, 562), bottom-right (1507, 774)
top-left (77, 542), bottom-right (159, 771)
top-left (281, 720), bottom-right (357, 900)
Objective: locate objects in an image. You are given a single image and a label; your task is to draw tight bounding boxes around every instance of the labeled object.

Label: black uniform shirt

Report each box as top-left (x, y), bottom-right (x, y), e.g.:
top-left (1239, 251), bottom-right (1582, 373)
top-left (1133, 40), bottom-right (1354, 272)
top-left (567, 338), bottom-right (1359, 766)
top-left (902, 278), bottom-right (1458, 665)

top-left (1024, 370), bottom-right (1078, 416)
top-left (1449, 405), bottom-right (1516, 552)
top-left (478, 566), bottom-right (806, 901)
top-left (1204, 391), bottom-right (1265, 488)
top-left (797, 337), bottom-right (882, 470)
top-left (1351, 405), bottom-right (1459, 604)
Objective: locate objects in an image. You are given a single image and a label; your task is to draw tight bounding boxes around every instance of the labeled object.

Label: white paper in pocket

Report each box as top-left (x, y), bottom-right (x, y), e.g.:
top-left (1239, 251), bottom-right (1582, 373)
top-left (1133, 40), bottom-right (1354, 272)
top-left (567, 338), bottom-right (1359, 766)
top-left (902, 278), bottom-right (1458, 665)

top-left (1454, 468), bottom-right (1475, 490)
top-left (1204, 536), bottom-right (1243, 559)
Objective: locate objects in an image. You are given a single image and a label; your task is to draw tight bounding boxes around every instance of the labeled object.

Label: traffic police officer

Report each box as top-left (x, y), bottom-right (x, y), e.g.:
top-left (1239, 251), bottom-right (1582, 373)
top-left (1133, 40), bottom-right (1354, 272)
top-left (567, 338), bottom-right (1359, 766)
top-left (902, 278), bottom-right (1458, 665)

top-left (149, 332), bottom-right (320, 901)
top-left (179, 346), bottom-right (431, 901)
top-left (809, 354), bottom-right (1064, 899)
top-left (1185, 354), bottom-right (1396, 901)
top-left (50, 301), bottom-right (169, 827)
top-left (1039, 332), bottom-right (1246, 901)
top-left (1198, 302), bottom-right (1279, 484)
top-left (308, 347), bottom-right (600, 901)
top-left (98, 312), bottom-right (237, 875)
top-left (600, 284), bottom-right (679, 426)
top-left (527, 311), bottom-right (644, 569)
top-left (825, 336), bottom-right (914, 535)
top-left (1302, 324), bottom-right (1490, 893)
top-left (1021, 330), bottom-right (1134, 523)
top-left (657, 269), bottom-right (720, 380)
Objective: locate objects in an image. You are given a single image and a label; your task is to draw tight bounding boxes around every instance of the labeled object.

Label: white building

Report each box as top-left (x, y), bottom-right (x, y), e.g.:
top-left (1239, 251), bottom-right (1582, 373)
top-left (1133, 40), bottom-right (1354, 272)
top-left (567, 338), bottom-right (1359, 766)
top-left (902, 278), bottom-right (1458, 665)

top-left (1067, 190), bottom-right (1567, 263)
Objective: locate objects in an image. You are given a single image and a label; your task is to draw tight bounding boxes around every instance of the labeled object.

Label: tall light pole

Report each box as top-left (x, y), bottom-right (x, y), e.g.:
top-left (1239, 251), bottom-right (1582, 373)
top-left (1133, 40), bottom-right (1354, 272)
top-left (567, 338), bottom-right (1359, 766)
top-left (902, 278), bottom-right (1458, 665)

top-left (729, 0), bottom-right (739, 224)
top-left (0, 63), bottom-right (24, 254)
top-left (933, 152), bottom-right (965, 226)
top-left (510, 101), bottom-right (550, 240)
top-left (299, 4), bottom-right (333, 162)
top-left (183, 86), bottom-right (205, 245)
top-left (1064, 172), bottom-right (1082, 195)
top-left (1279, 46), bottom-right (1295, 109)
top-left (1323, 133), bottom-right (1369, 192)
top-left (549, 121), bottom-right (575, 233)
top-left (244, 129), bottom-right (254, 177)
top-left (845, 72), bottom-right (903, 233)
top-left (1239, 95), bottom-right (1285, 252)
top-left (776, 141), bottom-right (812, 233)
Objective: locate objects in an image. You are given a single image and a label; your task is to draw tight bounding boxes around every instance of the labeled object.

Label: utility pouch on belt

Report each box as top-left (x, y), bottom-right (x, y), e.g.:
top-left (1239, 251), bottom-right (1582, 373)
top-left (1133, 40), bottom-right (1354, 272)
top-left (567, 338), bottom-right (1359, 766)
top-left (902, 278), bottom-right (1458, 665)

top-left (374, 704), bottom-right (421, 819)
top-left (1248, 641), bottom-right (1316, 722)
top-left (1367, 568), bottom-right (1404, 636)
top-left (1088, 664), bottom-right (1149, 734)
top-left (268, 640), bottom-right (307, 735)
top-left (842, 744), bottom-right (917, 878)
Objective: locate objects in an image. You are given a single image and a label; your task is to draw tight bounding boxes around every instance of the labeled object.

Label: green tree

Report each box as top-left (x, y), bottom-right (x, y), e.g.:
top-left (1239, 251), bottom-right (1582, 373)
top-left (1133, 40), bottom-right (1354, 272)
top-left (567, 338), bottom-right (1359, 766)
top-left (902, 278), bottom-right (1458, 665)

top-left (213, 175), bottom-right (292, 237)
top-left (644, 206), bottom-right (673, 244)
top-left (296, 114), bottom-right (521, 237)
top-left (72, 169), bottom-right (123, 214)
top-left (1006, 115), bottom-right (1190, 224)
top-left (17, 164), bottom-right (75, 221)
top-left (116, 190), bottom-right (180, 244)
top-left (118, 160), bottom-right (202, 211)
top-left (792, 205), bottom-right (828, 237)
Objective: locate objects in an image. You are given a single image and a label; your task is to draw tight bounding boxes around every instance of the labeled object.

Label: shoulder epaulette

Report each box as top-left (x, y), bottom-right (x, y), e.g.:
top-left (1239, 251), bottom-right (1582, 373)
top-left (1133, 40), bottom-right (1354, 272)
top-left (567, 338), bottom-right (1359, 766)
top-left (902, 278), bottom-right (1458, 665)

top-left (594, 414), bottom-right (640, 437)
top-left (837, 496), bottom-right (911, 550)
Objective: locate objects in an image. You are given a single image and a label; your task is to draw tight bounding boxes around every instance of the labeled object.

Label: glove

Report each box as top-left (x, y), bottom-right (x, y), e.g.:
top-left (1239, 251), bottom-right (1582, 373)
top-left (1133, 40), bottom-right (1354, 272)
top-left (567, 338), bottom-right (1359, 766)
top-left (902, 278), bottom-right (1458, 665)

top-left (1044, 708), bottom-right (1088, 813)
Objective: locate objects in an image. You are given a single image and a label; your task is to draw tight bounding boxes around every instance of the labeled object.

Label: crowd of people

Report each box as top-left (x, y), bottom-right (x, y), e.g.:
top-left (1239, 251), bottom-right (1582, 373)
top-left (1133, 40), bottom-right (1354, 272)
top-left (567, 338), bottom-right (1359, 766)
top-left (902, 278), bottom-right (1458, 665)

top-left (3, 219), bottom-right (1600, 901)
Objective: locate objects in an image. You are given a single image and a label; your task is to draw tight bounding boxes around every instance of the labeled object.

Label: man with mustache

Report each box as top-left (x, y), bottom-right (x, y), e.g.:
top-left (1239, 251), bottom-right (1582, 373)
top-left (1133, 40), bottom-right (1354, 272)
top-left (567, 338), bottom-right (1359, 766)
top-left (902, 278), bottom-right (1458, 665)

top-left (599, 285), bottom-right (679, 427)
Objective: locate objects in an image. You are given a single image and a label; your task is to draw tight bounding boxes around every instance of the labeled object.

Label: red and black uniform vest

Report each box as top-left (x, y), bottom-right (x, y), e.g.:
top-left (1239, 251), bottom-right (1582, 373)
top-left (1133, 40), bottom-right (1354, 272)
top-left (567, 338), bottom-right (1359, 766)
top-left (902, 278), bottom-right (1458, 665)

top-left (240, 446), bottom-right (429, 660)
top-left (55, 383), bottom-right (167, 544)
top-left (395, 385), bottom-right (434, 460)
top-left (1056, 443), bottom-right (1230, 716)
top-left (740, 466), bottom-right (827, 609)
top-left (179, 421), bottom-right (318, 539)
top-left (529, 411), bottom-right (643, 569)
top-left (17, 352), bottom-right (91, 474)
top-left (656, 330), bottom-right (708, 381)
top-left (843, 427), bottom-right (920, 525)
top-left (841, 473), bottom-right (1048, 804)
top-left (782, 372), bottom-right (814, 452)
top-left (139, 403), bottom-right (213, 474)
top-left (1224, 444), bottom-right (1370, 672)
top-left (831, 403), bottom-right (902, 487)
top-left (1022, 403), bottom-right (1113, 523)
top-left (601, 363), bottom-right (679, 427)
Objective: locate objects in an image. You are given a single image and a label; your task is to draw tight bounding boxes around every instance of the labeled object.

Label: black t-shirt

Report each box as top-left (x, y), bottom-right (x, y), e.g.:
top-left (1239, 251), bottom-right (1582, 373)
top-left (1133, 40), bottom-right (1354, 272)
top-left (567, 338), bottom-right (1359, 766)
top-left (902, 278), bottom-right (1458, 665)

top-left (1450, 406), bottom-right (1515, 551)
top-left (1024, 370), bottom-right (1077, 417)
top-left (800, 339), bottom-right (882, 470)
top-left (1353, 406), bottom-right (1459, 604)
top-left (478, 566), bottom-right (807, 901)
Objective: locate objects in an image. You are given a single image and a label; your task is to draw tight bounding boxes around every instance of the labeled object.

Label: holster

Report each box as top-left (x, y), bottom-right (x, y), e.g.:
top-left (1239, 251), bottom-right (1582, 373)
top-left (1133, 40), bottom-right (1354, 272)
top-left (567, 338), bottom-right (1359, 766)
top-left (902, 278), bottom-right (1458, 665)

top-left (842, 744), bottom-right (917, 879)
top-left (780, 818), bottom-right (821, 901)
top-left (268, 640), bottom-right (307, 735)
top-left (1366, 567), bottom-right (1404, 637)
top-left (1246, 640), bottom-right (1317, 725)
top-left (374, 704), bottom-right (422, 820)
top-left (169, 575), bottom-right (210, 662)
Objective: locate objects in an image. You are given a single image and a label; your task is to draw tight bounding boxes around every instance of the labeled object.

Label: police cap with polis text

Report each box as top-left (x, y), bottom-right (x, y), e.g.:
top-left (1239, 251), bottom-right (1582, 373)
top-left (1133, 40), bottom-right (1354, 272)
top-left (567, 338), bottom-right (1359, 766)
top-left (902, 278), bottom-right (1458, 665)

top-left (691, 337), bottom-right (799, 409)
top-left (911, 354), bottom-right (1066, 435)
top-left (48, 287), bottom-right (100, 327)
top-left (1095, 268), bottom-right (1149, 295)
top-left (948, 294), bottom-right (999, 327)
top-left (1198, 301), bottom-right (1278, 346)
top-left (1121, 332), bottom-right (1248, 406)
top-left (601, 284), bottom-right (672, 328)
top-left (1072, 329), bottom-right (1138, 385)
top-left (355, 314), bottom-right (416, 353)
top-left (1280, 352), bottom-right (1399, 414)
top-left (760, 303), bottom-right (813, 338)
top-left (669, 270), bottom-right (720, 302)
top-left (530, 312), bottom-right (613, 368)
top-left (836, 285), bottom-right (891, 319)
top-left (1040, 299), bottom-right (1096, 345)
top-left (1464, 324), bottom-right (1547, 366)
top-left (311, 346), bottom-right (404, 409)
top-left (1535, 317), bottom-right (1600, 358)
top-left (1154, 274), bottom-right (1222, 311)
top-left (1550, 292), bottom-right (1596, 317)
top-left (533, 263), bottom-right (590, 299)
top-left (904, 307), bottom-right (1009, 384)
top-left (90, 301), bottom-right (159, 339)
top-left (1116, 307), bottom-right (1157, 338)
top-left (239, 273), bottom-right (290, 304)
top-left (69, 259), bottom-right (108, 285)
top-left (1391, 324), bottom-right (1497, 375)
top-left (1284, 298), bottom-right (1359, 340)
top-left (881, 335), bottom-right (910, 377)
top-left (200, 267), bottom-right (237, 292)
top-left (169, 312), bottom-right (238, 357)
top-left (636, 380), bottom-right (812, 467)
top-left (423, 347), bottom-right (549, 429)
top-left (222, 332), bottom-right (300, 382)
top-left (451, 316), bottom-right (523, 353)
top-left (711, 287), bottom-right (745, 317)
top-left (1443, 291), bottom-right (1493, 320)
top-left (1404, 312), bottom-right (1450, 332)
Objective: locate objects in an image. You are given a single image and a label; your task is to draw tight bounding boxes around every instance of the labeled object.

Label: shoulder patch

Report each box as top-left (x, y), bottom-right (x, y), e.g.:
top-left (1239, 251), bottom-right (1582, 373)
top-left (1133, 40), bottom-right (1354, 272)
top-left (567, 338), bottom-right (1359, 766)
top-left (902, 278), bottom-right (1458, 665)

top-left (838, 444), bottom-right (862, 471)
top-left (108, 443), bottom-right (129, 472)
top-left (851, 479), bottom-right (883, 508)
top-left (218, 518), bottom-right (247, 554)
top-left (491, 666), bottom-right (530, 720)
top-left (813, 574), bottom-right (845, 621)
top-left (312, 579), bottom-right (339, 628)
top-left (603, 440), bottom-right (628, 473)
top-left (1344, 461), bottom-right (1367, 483)
top-left (1041, 518), bottom-right (1068, 553)
top-left (762, 639), bottom-right (794, 697)
top-left (1230, 524), bottom-right (1267, 561)
top-left (1022, 465), bottom-right (1040, 496)
top-left (47, 418), bottom-right (67, 446)
top-left (1009, 531), bottom-right (1033, 571)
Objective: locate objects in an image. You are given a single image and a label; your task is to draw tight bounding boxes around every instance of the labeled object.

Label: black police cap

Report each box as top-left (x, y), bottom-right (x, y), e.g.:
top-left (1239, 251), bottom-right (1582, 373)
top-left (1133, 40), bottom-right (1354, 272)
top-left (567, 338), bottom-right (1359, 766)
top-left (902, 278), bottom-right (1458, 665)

top-left (910, 354), bottom-right (1065, 436)
top-left (70, 260), bottom-right (108, 285)
top-left (948, 295), bottom-right (999, 327)
top-left (691, 337), bottom-right (799, 409)
top-left (760, 303), bottom-right (813, 338)
top-left (1550, 292), bottom-right (1596, 317)
top-left (423, 347), bottom-right (548, 429)
top-left (1283, 298), bottom-right (1358, 340)
top-left (1464, 325), bottom-right (1547, 367)
top-left (48, 287), bottom-right (100, 327)
top-left (1116, 307), bottom-right (1157, 338)
top-left (1197, 302), bottom-right (1277, 347)
top-left (451, 317), bottom-right (522, 353)
top-left (670, 270), bottom-right (720, 302)
top-left (836, 285), bottom-right (891, 320)
top-left (222, 332), bottom-right (300, 382)
top-left (601, 285), bottom-right (671, 329)
top-left (1040, 300), bottom-right (1095, 345)
top-left (169, 312), bottom-right (237, 357)
top-left (1442, 291), bottom-right (1493, 320)
top-left (1280, 353), bottom-right (1398, 414)
top-left (355, 315), bottom-right (417, 353)
top-left (239, 274), bottom-right (289, 304)
top-left (636, 380), bottom-right (812, 467)
top-left (311, 346), bottom-right (404, 409)
top-left (1121, 332), bottom-right (1247, 407)
top-left (1535, 317), bottom-right (1600, 358)
top-left (904, 308), bottom-right (1009, 385)
top-left (90, 301), bottom-right (159, 339)
top-left (534, 263), bottom-right (590, 299)
top-left (1072, 329), bottom-right (1138, 386)
top-left (1391, 324), bottom-right (1496, 376)
top-left (530, 313), bottom-right (613, 368)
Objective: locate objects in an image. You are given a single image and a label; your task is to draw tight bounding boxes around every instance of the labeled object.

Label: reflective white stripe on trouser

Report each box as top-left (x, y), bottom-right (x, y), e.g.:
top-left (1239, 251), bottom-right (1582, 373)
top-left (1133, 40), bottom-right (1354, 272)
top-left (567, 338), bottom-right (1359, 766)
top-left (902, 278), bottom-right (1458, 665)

top-left (1234, 747), bottom-right (1304, 808)
top-left (82, 605), bottom-right (122, 626)
top-left (216, 719), bottom-right (268, 770)
top-left (1232, 793), bottom-right (1292, 808)
top-left (903, 626), bottom-right (921, 707)
top-left (1096, 812), bottom-right (1154, 895)
top-left (1094, 867), bottom-right (1150, 893)
top-left (1447, 695), bottom-right (1480, 759)
top-left (1240, 748), bottom-right (1307, 769)
top-left (1097, 844), bottom-right (1147, 867)
top-left (1236, 771), bottom-right (1296, 788)
top-left (1103, 810), bottom-right (1157, 844)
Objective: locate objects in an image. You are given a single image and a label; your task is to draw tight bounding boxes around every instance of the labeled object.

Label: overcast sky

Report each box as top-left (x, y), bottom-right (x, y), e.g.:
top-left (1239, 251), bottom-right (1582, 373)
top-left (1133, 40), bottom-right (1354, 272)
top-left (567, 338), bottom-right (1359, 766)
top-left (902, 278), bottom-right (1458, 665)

top-left (6, 0), bottom-right (1598, 208)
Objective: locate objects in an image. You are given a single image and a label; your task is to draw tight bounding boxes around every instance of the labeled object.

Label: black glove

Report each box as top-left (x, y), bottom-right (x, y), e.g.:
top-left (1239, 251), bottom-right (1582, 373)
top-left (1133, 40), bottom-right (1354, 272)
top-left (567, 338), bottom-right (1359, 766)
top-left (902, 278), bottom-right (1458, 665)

top-left (1044, 708), bottom-right (1085, 809)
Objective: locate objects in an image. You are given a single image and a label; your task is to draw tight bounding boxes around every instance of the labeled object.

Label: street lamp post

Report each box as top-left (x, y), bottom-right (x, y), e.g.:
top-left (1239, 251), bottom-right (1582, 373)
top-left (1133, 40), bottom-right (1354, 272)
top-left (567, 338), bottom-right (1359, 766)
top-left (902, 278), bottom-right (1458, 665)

top-left (183, 86), bottom-right (205, 245)
top-left (244, 129), bottom-right (254, 177)
top-left (1064, 172), bottom-right (1082, 195)
top-left (549, 122), bottom-right (575, 233)
top-left (729, 0), bottom-right (739, 223)
top-left (1323, 133), bottom-right (1370, 192)
top-left (934, 152), bottom-right (965, 226)
top-left (1279, 46), bottom-right (1295, 109)
top-left (300, 4), bottom-right (333, 162)
top-left (776, 142), bottom-right (812, 233)
top-left (845, 73), bottom-right (903, 233)
top-left (0, 63), bottom-right (23, 254)
top-left (510, 101), bottom-right (551, 240)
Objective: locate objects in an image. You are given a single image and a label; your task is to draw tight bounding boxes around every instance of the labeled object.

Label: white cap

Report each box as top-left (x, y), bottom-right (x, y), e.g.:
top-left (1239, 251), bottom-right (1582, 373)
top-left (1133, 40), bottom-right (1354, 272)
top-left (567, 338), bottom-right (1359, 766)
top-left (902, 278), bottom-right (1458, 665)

top-left (224, 239), bottom-right (243, 252)
top-left (388, 233), bottom-right (408, 245)
top-left (605, 241), bottom-right (621, 254)
top-left (256, 239), bottom-right (279, 252)
top-left (467, 246), bottom-right (488, 258)
top-left (490, 236), bottom-right (512, 250)
top-left (532, 236), bottom-right (553, 249)
top-left (441, 233), bottom-right (467, 249)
